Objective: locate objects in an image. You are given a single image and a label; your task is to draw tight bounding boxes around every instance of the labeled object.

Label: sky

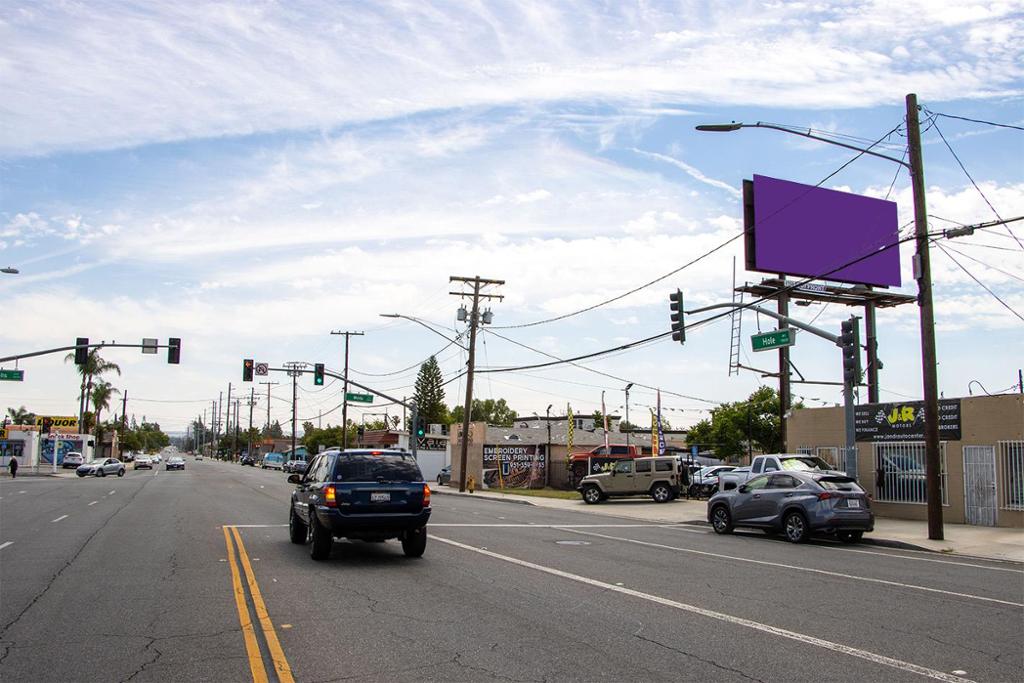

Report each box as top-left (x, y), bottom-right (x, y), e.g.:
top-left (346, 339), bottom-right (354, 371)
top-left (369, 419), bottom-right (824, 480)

top-left (1, 0), bottom-right (1022, 437)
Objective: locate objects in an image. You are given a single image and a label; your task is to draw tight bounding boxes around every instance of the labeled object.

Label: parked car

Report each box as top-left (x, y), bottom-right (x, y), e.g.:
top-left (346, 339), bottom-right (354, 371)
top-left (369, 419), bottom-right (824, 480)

top-left (436, 465), bottom-right (452, 486)
top-left (77, 458), bottom-right (126, 478)
top-left (577, 456), bottom-right (684, 504)
top-left (151, 454), bottom-right (162, 464)
top-left (718, 454), bottom-right (840, 489)
top-left (62, 451), bottom-right (84, 469)
top-left (689, 465), bottom-right (737, 498)
top-left (165, 456), bottom-right (185, 471)
top-left (134, 456), bottom-right (153, 470)
top-left (287, 449), bottom-right (431, 561)
top-left (195, 453), bottom-right (204, 461)
top-left (262, 453), bottom-right (285, 470)
top-left (240, 454), bottom-right (257, 466)
top-left (284, 459), bottom-right (309, 474)
top-left (708, 470), bottom-right (874, 543)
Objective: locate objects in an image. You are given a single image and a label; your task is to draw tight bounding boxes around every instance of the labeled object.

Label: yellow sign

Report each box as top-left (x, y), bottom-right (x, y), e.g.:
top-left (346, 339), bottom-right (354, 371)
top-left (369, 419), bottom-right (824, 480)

top-left (35, 416), bottom-right (79, 429)
top-left (0, 427), bottom-right (7, 440)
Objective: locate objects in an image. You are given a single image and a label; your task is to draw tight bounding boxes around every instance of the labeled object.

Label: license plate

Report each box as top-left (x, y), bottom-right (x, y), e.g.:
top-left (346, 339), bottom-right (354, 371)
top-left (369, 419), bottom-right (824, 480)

top-left (370, 492), bottom-right (391, 503)
top-left (847, 499), bottom-right (860, 508)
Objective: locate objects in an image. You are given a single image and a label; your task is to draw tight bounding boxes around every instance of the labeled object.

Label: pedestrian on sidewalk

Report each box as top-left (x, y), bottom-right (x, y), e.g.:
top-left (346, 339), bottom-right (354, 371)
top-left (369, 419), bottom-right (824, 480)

top-left (8, 455), bottom-right (18, 479)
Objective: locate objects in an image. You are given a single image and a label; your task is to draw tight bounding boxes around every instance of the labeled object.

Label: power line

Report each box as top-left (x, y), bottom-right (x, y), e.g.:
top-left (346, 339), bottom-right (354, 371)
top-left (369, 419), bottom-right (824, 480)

top-left (932, 240), bottom-right (1024, 323)
top-left (938, 242), bottom-right (1024, 284)
top-left (490, 120), bottom-right (904, 331)
top-left (924, 109), bottom-right (1024, 132)
top-left (931, 118), bottom-right (1024, 250)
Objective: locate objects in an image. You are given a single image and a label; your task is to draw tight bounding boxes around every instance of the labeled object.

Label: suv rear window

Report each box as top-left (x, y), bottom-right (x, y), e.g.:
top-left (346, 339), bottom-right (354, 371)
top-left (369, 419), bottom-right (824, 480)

top-left (817, 477), bottom-right (864, 492)
top-left (654, 460), bottom-right (673, 472)
top-left (333, 453), bottom-right (423, 483)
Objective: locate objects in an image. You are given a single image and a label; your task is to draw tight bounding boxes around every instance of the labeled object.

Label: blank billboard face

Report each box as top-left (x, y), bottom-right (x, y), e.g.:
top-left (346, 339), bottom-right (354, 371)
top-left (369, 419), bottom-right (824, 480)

top-left (745, 174), bottom-right (901, 287)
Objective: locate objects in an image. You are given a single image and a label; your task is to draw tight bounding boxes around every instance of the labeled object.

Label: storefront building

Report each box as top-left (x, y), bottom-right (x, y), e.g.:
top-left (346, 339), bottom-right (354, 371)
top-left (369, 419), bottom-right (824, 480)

top-left (788, 394), bottom-right (1023, 528)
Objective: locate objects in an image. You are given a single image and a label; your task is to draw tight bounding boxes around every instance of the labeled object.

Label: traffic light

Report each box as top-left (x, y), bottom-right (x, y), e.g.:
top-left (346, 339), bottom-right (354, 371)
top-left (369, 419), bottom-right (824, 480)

top-left (415, 416), bottom-right (426, 438)
top-left (74, 337), bottom-right (89, 365)
top-left (840, 318), bottom-right (862, 385)
top-left (242, 358), bottom-right (254, 382)
top-left (314, 363), bottom-right (325, 386)
top-left (669, 289), bottom-right (685, 344)
top-left (167, 337), bottom-right (181, 364)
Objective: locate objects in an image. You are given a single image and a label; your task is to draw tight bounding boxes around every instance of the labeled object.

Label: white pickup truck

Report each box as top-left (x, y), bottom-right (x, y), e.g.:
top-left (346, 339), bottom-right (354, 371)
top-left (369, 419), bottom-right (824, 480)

top-left (718, 453), bottom-right (843, 491)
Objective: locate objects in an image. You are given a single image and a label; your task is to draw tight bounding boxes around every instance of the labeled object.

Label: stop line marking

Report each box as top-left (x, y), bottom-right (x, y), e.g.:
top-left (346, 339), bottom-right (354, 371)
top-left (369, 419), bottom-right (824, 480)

top-left (434, 535), bottom-right (975, 683)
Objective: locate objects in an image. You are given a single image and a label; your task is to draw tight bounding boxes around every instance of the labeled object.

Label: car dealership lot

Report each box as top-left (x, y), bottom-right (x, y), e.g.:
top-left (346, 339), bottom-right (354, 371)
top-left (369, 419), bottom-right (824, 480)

top-left (1, 459), bottom-right (1021, 682)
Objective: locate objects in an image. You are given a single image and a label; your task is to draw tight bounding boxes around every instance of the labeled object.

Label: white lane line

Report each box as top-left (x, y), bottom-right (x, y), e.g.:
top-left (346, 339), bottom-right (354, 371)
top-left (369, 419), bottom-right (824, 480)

top-left (0, 541), bottom-right (12, 551)
top-left (108, 490), bottom-right (116, 495)
top-left (813, 543), bottom-right (1023, 574)
top-left (560, 528), bottom-right (1022, 608)
top-left (19, 490), bottom-right (26, 494)
top-left (434, 535), bottom-right (975, 683)
top-left (88, 501), bottom-right (98, 506)
top-left (51, 515), bottom-right (68, 523)
top-left (432, 523), bottom-right (704, 531)
top-left (223, 524), bottom-right (289, 528)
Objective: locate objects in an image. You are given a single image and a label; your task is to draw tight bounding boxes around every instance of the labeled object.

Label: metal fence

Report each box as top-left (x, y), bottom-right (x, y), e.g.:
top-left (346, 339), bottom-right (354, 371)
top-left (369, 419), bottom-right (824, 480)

top-left (998, 441), bottom-right (1024, 510)
top-left (795, 446), bottom-right (814, 455)
top-left (872, 441), bottom-right (947, 505)
top-left (795, 445), bottom-right (857, 480)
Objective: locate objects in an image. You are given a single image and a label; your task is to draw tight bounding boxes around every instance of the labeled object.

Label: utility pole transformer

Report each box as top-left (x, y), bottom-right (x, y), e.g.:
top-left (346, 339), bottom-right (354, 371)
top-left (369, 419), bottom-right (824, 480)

top-left (450, 275), bottom-right (505, 492)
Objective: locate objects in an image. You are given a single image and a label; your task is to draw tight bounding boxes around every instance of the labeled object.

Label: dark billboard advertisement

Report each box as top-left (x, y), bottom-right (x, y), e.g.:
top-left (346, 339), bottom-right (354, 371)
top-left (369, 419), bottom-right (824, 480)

top-left (745, 175), bottom-right (901, 287)
top-left (854, 400), bottom-right (962, 442)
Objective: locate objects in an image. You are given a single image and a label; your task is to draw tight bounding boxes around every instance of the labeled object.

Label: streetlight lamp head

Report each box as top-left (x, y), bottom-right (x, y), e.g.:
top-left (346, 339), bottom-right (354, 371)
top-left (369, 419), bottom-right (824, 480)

top-left (695, 122), bottom-right (743, 132)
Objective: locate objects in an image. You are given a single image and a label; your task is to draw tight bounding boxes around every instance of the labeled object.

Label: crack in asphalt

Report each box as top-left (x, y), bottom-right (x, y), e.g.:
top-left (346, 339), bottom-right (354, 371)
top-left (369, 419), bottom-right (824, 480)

top-left (633, 625), bottom-right (766, 682)
top-left (0, 475), bottom-right (156, 640)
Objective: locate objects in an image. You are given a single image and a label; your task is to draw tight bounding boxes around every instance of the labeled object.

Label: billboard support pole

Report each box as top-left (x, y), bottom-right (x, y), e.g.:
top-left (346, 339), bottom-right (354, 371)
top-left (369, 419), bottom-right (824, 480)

top-left (777, 276), bottom-right (791, 451)
top-left (864, 293), bottom-right (880, 403)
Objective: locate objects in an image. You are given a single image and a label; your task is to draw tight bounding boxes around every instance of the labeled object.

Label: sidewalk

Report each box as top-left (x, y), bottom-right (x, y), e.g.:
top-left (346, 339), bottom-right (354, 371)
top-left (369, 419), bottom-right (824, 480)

top-left (433, 486), bottom-right (1024, 563)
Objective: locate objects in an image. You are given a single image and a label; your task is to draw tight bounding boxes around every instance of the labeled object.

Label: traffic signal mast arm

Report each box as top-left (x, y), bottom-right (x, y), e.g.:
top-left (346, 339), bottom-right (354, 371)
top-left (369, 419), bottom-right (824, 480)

top-left (686, 302), bottom-right (840, 345)
top-left (0, 340), bottom-right (181, 364)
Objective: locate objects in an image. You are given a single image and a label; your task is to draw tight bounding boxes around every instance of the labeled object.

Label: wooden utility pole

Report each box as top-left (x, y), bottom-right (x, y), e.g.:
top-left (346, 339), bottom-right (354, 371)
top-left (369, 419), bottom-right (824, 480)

top-left (259, 381), bottom-right (279, 436)
top-left (331, 330), bottom-right (363, 449)
top-left (906, 93), bottom-right (943, 540)
top-left (450, 275), bottom-right (504, 492)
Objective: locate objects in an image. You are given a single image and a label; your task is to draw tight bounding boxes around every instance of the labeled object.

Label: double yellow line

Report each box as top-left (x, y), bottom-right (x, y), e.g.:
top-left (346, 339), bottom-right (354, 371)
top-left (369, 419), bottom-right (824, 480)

top-left (223, 526), bottom-right (295, 683)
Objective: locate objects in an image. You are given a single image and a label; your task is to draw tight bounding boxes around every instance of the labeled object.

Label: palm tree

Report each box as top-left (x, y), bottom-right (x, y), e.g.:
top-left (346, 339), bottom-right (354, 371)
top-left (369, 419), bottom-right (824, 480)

top-left (5, 405), bottom-right (36, 425)
top-left (90, 381), bottom-right (120, 444)
top-left (65, 349), bottom-right (121, 425)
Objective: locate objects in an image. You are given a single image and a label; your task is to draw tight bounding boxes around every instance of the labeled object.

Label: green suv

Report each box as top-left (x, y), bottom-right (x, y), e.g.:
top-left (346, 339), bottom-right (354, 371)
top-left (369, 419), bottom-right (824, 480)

top-left (577, 456), bottom-right (683, 504)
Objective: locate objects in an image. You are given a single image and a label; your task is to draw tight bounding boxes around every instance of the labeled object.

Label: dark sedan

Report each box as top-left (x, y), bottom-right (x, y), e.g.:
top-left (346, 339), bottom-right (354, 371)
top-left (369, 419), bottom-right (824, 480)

top-left (436, 465), bottom-right (451, 486)
top-left (708, 470), bottom-right (873, 543)
top-left (165, 456), bottom-right (186, 471)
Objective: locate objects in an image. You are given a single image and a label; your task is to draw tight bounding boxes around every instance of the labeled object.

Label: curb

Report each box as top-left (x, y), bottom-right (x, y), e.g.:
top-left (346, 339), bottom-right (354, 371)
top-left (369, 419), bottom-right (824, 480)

top-left (432, 487), bottom-right (538, 506)
top-left (684, 518), bottom-right (937, 553)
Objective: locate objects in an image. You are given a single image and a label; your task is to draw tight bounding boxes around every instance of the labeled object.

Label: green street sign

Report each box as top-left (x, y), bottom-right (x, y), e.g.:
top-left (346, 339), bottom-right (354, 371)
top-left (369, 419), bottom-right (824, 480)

top-left (0, 369), bottom-right (24, 381)
top-left (345, 392), bottom-right (373, 404)
top-left (751, 329), bottom-right (795, 352)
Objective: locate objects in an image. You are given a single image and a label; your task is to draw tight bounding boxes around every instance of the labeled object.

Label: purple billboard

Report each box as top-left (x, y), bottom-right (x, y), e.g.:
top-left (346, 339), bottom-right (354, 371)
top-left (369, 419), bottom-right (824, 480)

top-left (744, 175), bottom-right (901, 287)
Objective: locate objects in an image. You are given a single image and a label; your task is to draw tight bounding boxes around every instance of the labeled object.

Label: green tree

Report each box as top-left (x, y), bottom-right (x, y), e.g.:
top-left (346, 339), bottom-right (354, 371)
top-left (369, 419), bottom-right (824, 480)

top-left (302, 424), bottom-right (348, 454)
top-left (5, 405), bottom-right (36, 425)
top-left (449, 398), bottom-right (518, 426)
top-left (65, 349), bottom-right (121, 418)
top-left (264, 420), bottom-right (284, 438)
top-left (90, 381), bottom-right (119, 443)
top-left (413, 356), bottom-right (448, 425)
top-left (686, 387), bottom-right (797, 461)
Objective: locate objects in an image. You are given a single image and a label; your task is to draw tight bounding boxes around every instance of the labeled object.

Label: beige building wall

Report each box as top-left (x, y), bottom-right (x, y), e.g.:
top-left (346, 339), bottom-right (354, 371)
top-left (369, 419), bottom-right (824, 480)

top-left (788, 395), bottom-right (1023, 528)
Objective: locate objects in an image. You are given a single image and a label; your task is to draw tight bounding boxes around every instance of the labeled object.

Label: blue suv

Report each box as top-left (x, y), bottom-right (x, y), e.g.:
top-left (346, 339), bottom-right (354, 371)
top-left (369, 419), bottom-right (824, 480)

top-left (287, 449), bottom-right (431, 561)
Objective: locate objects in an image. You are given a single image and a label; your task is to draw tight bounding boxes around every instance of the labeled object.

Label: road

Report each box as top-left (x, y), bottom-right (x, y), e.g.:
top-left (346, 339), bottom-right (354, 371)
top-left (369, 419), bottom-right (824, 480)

top-left (1, 458), bottom-right (1021, 682)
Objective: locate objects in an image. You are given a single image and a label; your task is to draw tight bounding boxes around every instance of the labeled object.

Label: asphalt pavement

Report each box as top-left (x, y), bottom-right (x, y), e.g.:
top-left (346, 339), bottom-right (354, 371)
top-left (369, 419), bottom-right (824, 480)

top-left (1, 458), bottom-right (1021, 682)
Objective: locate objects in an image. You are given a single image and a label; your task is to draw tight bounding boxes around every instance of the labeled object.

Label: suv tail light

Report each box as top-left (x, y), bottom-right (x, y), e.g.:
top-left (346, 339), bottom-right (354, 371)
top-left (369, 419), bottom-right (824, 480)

top-left (423, 483), bottom-right (431, 508)
top-left (324, 485), bottom-right (337, 507)
top-left (817, 491), bottom-right (833, 501)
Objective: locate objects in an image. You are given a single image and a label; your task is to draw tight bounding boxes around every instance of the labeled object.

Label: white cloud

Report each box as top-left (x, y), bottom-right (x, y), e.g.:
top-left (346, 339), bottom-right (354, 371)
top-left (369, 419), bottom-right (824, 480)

top-left (2, 1), bottom-right (1022, 156)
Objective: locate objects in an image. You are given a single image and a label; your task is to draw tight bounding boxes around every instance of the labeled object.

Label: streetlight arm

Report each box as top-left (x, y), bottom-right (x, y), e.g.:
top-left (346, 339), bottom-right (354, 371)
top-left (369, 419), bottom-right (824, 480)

top-left (379, 313), bottom-right (468, 349)
top-left (696, 122), bottom-right (910, 168)
top-left (687, 302), bottom-right (840, 345)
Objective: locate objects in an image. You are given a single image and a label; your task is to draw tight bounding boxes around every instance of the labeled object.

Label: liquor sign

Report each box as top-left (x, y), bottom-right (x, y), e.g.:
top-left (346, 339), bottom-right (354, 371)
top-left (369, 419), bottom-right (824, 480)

top-left (35, 416), bottom-right (79, 430)
top-left (482, 444), bottom-right (545, 489)
top-left (854, 400), bottom-right (962, 442)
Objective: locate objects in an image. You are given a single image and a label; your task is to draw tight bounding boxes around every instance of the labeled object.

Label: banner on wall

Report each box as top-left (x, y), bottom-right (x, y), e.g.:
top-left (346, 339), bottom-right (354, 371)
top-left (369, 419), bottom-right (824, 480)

top-left (483, 444), bottom-right (545, 489)
top-left (854, 400), bottom-right (962, 442)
